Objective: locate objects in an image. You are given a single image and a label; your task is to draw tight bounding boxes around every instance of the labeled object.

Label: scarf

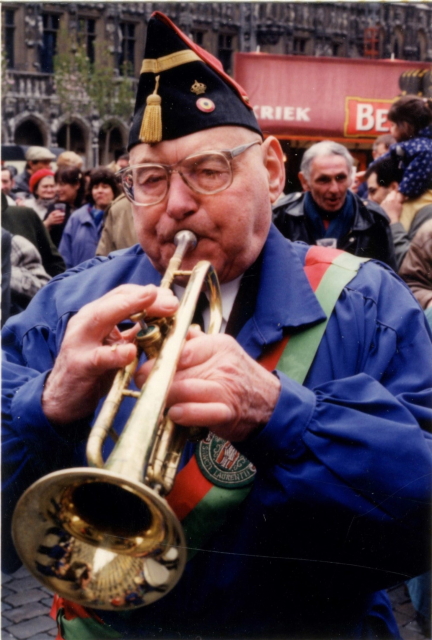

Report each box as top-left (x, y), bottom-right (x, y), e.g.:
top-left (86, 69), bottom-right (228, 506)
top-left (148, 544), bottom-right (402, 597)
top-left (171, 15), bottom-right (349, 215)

top-left (304, 190), bottom-right (356, 246)
top-left (89, 205), bottom-right (105, 228)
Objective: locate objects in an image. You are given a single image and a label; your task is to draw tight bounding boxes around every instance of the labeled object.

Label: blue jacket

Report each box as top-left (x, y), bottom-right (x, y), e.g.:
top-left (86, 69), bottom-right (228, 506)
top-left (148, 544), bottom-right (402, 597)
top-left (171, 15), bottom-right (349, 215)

top-left (59, 203), bottom-right (103, 269)
top-left (2, 225), bottom-right (432, 639)
top-left (387, 125), bottom-right (432, 199)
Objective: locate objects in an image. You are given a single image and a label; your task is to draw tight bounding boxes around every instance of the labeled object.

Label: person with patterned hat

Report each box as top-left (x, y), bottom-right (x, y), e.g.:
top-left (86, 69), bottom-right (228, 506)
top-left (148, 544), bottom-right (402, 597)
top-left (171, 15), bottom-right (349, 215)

top-left (2, 12), bottom-right (432, 640)
top-left (13, 146), bottom-right (56, 198)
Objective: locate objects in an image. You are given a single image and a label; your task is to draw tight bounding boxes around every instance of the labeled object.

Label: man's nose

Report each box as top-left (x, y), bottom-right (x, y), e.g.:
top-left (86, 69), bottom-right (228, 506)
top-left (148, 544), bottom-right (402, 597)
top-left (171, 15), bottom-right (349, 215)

top-left (165, 172), bottom-right (199, 220)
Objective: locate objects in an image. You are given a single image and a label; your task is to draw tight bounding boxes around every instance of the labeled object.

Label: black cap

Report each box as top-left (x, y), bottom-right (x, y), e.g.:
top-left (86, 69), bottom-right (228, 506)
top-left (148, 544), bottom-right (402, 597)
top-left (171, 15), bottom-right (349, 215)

top-left (128, 11), bottom-right (261, 149)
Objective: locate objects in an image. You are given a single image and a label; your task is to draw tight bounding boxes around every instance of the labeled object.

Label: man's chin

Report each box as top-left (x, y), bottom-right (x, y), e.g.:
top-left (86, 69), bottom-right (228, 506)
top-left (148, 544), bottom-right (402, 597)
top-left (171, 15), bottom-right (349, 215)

top-left (324, 200), bottom-right (343, 212)
top-left (153, 244), bottom-right (204, 277)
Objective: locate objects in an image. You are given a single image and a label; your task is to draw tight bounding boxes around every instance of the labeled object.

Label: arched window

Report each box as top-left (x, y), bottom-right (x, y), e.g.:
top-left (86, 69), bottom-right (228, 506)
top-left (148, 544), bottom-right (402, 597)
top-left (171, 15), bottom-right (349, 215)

top-left (14, 120), bottom-right (45, 146)
top-left (57, 122), bottom-right (86, 155)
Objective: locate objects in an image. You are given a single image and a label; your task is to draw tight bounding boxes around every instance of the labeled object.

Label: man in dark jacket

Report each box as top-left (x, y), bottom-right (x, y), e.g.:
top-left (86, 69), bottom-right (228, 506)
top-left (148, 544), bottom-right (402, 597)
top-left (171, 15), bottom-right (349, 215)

top-left (273, 141), bottom-right (397, 270)
top-left (13, 146), bottom-right (56, 198)
top-left (1, 193), bottom-right (65, 277)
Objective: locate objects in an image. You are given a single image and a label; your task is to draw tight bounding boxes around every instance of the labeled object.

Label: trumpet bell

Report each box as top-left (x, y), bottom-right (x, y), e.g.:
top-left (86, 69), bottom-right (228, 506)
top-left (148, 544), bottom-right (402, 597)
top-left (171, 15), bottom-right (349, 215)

top-left (12, 467), bottom-right (186, 610)
top-left (11, 231), bottom-right (222, 611)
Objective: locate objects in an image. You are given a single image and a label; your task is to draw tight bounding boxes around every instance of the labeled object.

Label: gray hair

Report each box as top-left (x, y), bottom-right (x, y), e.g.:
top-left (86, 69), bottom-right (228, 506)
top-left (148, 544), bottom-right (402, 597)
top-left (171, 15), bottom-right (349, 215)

top-left (372, 134), bottom-right (396, 152)
top-left (300, 141), bottom-right (354, 182)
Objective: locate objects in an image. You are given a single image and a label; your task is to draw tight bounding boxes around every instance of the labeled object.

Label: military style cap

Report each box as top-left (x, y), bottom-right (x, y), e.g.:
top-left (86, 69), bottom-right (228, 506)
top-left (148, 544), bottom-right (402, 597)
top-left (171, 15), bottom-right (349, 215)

top-left (128, 11), bottom-right (261, 149)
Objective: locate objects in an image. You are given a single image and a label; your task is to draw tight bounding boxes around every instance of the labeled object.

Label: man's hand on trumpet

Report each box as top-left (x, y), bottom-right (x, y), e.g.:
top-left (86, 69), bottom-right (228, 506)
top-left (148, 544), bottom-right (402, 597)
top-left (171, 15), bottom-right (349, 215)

top-left (136, 327), bottom-right (281, 443)
top-left (42, 284), bottom-right (179, 427)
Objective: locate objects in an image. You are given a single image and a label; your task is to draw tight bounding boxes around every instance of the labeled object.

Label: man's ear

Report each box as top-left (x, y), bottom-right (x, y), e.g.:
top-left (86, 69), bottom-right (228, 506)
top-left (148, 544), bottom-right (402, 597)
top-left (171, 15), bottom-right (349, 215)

top-left (298, 172), bottom-right (310, 192)
top-left (262, 136), bottom-right (286, 203)
top-left (389, 181), bottom-right (399, 192)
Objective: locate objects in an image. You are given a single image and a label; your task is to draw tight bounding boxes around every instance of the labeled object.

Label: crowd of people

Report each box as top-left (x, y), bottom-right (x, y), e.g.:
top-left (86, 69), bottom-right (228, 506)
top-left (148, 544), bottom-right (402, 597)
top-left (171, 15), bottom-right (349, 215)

top-left (1, 150), bottom-right (130, 323)
top-left (2, 100), bottom-right (432, 326)
top-left (2, 10), bottom-right (432, 640)
top-left (3, 95), bottom-right (432, 326)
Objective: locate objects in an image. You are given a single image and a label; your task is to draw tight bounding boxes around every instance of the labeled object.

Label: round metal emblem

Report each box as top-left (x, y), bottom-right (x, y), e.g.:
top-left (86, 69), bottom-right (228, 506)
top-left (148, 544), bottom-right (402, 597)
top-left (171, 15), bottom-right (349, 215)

top-left (196, 97), bottom-right (216, 113)
top-left (196, 433), bottom-right (256, 489)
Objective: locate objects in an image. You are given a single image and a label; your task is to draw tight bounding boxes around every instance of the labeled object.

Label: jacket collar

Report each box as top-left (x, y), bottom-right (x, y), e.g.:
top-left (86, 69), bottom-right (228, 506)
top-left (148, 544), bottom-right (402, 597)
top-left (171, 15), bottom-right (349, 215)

top-left (78, 203), bottom-right (104, 227)
top-left (351, 194), bottom-right (388, 231)
top-left (108, 228), bottom-right (326, 360)
top-left (237, 225), bottom-right (326, 358)
top-left (276, 191), bottom-right (385, 233)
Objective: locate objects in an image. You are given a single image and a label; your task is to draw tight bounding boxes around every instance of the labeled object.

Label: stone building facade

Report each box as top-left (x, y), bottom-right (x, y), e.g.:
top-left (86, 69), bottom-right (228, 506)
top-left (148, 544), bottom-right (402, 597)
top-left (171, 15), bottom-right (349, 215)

top-left (2, 2), bottom-right (432, 168)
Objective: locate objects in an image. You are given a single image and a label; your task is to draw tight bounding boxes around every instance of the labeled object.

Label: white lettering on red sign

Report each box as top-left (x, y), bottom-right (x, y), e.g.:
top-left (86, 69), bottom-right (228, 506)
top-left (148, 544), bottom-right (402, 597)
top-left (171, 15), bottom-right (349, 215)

top-left (356, 104), bottom-right (390, 132)
top-left (296, 107), bottom-right (310, 121)
top-left (253, 106), bottom-right (311, 122)
top-left (376, 109), bottom-right (390, 132)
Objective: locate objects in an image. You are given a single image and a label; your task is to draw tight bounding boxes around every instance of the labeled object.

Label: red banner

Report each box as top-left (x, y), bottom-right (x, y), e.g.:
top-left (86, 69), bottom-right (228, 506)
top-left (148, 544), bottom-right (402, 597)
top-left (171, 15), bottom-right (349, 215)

top-left (234, 53), bottom-right (430, 140)
top-left (344, 98), bottom-right (394, 137)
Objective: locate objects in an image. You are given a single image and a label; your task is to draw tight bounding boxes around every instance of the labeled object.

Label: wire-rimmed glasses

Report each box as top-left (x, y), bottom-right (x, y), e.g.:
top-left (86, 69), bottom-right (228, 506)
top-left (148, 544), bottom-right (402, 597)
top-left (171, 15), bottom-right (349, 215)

top-left (119, 140), bottom-right (261, 207)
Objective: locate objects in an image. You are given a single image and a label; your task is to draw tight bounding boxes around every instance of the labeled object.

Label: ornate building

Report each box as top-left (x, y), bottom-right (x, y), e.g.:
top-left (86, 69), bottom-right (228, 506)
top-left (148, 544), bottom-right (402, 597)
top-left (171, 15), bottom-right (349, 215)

top-left (2, 2), bottom-right (432, 167)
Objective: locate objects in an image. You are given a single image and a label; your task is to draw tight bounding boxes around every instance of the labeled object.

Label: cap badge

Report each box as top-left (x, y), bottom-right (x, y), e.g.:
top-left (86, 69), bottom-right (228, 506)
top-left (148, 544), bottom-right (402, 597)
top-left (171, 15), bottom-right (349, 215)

top-left (191, 80), bottom-right (207, 95)
top-left (196, 97), bottom-right (215, 113)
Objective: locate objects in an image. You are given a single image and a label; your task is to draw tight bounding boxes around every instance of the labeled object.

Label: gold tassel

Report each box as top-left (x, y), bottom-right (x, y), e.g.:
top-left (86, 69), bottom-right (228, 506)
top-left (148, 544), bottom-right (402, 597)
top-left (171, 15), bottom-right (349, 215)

top-left (139, 75), bottom-right (162, 144)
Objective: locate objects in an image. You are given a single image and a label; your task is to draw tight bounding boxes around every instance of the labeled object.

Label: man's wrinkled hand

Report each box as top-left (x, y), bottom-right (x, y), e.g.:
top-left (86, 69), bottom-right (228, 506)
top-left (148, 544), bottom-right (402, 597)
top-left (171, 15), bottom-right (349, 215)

top-left (42, 284), bottom-right (178, 426)
top-left (136, 331), bottom-right (281, 443)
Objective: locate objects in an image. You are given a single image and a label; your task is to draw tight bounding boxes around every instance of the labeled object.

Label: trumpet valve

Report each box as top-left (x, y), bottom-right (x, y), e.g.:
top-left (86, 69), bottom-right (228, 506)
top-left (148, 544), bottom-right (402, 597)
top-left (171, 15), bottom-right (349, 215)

top-left (136, 324), bottom-right (164, 360)
top-left (130, 311), bottom-right (149, 332)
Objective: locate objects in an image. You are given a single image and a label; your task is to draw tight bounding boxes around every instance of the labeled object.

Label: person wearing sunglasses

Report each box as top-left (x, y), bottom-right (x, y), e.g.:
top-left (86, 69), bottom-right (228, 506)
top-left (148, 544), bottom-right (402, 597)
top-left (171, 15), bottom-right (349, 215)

top-left (3, 11), bottom-right (432, 640)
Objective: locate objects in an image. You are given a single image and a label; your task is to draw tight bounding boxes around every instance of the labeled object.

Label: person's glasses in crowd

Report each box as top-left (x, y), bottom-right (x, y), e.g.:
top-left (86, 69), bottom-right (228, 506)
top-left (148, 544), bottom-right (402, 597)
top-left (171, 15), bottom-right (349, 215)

top-left (120, 141), bottom-right (261, 206)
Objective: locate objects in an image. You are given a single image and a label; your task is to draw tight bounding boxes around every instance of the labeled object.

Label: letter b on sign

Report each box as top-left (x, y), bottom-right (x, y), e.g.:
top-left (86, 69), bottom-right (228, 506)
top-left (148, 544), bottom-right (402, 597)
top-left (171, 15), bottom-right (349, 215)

top-left (345, 98), bottom-right (392, 137)
top-left (356, 104), bottom-right (374, 131)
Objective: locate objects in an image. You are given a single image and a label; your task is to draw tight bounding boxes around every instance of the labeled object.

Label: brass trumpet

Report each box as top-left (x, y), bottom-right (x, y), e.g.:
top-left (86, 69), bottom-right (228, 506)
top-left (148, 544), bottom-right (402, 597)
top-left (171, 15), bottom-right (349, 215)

top-left (12, 230), bottom-right (222, 611)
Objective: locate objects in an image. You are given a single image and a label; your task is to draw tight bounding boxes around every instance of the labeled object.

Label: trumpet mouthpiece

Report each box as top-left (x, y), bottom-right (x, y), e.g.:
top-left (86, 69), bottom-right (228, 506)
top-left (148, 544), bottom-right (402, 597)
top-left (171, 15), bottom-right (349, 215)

top-left (174, 230), bottom-right (197, 250)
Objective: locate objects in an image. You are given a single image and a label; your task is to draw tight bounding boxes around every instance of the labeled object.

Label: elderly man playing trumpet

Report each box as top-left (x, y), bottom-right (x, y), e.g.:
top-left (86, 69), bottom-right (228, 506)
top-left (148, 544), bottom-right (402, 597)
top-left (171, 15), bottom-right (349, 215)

top-left (3, 12), bottom-right (432, 640)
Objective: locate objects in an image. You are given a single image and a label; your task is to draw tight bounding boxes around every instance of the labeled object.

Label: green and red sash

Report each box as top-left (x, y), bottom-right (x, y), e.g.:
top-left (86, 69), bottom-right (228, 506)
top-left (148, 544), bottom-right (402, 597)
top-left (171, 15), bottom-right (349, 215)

top-left (51, 246), bottom-right (367, 639)
top-left (166, 247), bottom-right (368, 560)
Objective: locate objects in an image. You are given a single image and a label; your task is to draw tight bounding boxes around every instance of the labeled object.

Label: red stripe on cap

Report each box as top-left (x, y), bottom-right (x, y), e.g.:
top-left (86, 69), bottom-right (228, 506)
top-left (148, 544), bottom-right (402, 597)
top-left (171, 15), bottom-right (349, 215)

top-left (151, 11), bottom-right (253, 110)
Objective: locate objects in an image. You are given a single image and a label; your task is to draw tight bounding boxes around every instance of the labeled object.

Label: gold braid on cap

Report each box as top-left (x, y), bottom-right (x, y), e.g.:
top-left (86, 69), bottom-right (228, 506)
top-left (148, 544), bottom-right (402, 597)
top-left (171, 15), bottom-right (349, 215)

top-left (140, 75), bottom-right (162, 144)
top-left (138, 51), bottom-right (202, 144)
top-left (141, 50), bottom-right (201, 74)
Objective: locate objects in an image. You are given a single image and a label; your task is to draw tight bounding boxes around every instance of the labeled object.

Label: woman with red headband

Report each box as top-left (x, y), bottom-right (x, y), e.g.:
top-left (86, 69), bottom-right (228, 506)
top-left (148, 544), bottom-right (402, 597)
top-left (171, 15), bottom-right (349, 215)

top-left (22, 169), bottom-right (56, 220)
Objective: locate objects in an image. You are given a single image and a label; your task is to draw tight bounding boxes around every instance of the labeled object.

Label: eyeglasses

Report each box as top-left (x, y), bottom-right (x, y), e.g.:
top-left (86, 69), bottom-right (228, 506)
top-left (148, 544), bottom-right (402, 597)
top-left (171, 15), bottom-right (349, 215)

top-left (119, 140), bottom-right (261, 207)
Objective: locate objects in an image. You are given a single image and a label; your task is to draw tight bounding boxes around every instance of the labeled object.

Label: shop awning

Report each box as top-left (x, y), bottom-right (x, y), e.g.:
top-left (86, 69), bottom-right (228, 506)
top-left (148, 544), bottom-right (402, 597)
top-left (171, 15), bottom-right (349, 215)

top-left (234, 53), bottom-right (431, 141)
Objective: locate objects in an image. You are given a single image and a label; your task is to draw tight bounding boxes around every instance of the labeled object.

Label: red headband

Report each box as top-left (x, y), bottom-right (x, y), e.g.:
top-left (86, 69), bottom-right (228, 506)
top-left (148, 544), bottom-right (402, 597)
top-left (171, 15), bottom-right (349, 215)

top-left (29, 169), bottom-right (55, 195)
